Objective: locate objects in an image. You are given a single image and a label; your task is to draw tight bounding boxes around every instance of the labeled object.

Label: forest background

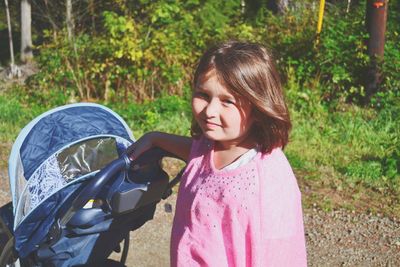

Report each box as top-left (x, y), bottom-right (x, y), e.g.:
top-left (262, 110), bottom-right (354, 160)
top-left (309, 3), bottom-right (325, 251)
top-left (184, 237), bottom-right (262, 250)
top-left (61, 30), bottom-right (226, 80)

top-left (0, 0), bottom-right (399, 217)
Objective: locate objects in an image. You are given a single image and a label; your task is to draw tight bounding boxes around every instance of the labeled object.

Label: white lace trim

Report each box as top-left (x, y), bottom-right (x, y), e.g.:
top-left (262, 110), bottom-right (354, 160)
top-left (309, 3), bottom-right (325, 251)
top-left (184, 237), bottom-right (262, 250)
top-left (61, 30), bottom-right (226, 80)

top-left (27, 155), bottom-right (66, 214)
top-left (14, 137), bottom-right (132, 228)
top-left (15, 154), bottom-right (66, 226)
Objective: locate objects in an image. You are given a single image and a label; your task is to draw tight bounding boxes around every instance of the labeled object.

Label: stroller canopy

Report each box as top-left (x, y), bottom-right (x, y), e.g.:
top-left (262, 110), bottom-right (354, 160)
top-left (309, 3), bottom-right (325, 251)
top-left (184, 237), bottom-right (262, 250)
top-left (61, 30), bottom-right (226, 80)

top-left (8, 103), bottom-right (134, 232)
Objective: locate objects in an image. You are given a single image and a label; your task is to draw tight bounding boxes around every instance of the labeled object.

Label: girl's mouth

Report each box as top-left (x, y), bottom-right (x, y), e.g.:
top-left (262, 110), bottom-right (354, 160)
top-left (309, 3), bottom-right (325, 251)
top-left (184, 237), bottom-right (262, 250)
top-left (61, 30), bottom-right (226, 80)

top-left (204, 120), bottom-right (220, 129)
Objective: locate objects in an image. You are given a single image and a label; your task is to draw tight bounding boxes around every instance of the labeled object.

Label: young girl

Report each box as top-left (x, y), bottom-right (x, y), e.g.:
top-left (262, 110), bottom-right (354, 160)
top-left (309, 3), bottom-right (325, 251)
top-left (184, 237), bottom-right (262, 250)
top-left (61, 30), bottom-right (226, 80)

top-left (128, 41), bottom-right (307, 266)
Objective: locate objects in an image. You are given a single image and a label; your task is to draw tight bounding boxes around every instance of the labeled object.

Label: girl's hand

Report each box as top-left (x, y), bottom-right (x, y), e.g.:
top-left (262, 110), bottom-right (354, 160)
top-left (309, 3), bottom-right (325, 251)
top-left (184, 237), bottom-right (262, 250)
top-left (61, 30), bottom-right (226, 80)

top-left (127, 131), bottom-right (192, 162)
top-left (126, 132), bottom-right (156, 161)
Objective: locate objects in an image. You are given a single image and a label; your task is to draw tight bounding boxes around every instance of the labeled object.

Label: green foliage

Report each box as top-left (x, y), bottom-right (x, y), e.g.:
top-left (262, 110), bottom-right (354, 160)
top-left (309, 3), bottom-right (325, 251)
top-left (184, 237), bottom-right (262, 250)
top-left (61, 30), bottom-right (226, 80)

top-left (345, 161), bottom-right (383, 182)
top-left (108, 94), bottom-right (192, 136)
top-left (316, 7), bottom-right (369, 102)
top-left (26, 0), bottom-right (253, 102)
top-left (253, 1), bottom-right (399, 105)
top-left (6, 0), bottom-right (400, 102)
top-left (0, 92), bottom-right (45, 141)
top-left (3, 0), bottom-right (399, 214)
top-left (259, 5), bottom-right (317, 83)
top-left (0, 95), bottom-right (24, 124)
top-left (287, 97), bottom-right (399, 193)
top-left (26, 0), bottom-right (398, 107)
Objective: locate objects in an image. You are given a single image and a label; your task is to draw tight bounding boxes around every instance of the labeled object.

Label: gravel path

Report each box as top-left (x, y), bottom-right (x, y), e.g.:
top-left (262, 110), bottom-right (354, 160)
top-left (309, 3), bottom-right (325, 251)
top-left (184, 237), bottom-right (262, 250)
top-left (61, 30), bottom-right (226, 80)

top-left (1, 169), bottom-right (399, 266)
top-left (304, 208), bottom-right (400, 266)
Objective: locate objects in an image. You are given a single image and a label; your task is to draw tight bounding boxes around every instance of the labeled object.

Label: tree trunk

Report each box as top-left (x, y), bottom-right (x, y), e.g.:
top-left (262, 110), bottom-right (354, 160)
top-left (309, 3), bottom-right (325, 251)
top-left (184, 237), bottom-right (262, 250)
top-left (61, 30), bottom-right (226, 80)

top-left (21, 0), bottom-right (33, 63)
top-left (364, 0), bottom-right (388, 101)
top-left (88, 0), bottom-right (96, 34)
top-left (241, 0), bottom-right (246, 14)
top-left (66, 0), bottom-right (74, 42)
top-left (268, 0), bottom-right (289, 14)
top-left (4, 0), bottom-right (21, 78)
top-left (66, 0), bottom-right (78, 56)
top-left (276, 0), bottom-right (289, 13)
top-left (4, 0), bottom-right (15, 66)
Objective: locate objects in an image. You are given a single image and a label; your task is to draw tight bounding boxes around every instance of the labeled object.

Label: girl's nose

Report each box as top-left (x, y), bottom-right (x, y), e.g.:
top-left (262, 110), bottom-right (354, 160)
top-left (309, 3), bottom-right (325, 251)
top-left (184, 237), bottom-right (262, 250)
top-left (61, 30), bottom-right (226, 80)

top-left (204, 98), bottom-right (219, 117)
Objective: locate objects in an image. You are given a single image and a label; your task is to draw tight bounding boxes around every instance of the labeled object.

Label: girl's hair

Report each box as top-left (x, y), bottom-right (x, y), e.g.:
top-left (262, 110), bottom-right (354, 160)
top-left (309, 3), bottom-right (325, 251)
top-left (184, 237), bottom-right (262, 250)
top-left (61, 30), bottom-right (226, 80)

top-left (191, 40), bottom-right (291, 153)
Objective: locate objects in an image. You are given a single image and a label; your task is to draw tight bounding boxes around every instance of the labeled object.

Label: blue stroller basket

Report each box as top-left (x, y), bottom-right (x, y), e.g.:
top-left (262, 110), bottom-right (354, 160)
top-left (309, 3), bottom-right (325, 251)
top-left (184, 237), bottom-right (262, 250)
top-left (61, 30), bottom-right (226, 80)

top-left (0, 103), bottom-right (181, 267)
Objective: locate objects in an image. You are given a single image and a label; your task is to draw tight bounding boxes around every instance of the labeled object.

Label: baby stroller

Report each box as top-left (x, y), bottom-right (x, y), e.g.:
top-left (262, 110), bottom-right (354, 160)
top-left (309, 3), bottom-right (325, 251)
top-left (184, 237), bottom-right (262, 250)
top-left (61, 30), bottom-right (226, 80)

top-left (0, 103), bottom-right (182, 267)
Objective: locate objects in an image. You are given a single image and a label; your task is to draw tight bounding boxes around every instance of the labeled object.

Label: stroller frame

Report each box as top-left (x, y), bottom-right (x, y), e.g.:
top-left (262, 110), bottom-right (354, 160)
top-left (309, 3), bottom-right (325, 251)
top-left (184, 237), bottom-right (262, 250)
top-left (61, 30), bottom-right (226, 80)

top-left (0, 103), bottom-right (183, 267)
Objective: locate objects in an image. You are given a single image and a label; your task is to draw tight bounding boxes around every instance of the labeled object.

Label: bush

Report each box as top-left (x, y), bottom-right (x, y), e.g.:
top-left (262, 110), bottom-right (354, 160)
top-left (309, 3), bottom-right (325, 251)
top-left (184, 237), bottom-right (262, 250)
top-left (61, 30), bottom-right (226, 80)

top-left (27, 0), bottom-right (252, 103)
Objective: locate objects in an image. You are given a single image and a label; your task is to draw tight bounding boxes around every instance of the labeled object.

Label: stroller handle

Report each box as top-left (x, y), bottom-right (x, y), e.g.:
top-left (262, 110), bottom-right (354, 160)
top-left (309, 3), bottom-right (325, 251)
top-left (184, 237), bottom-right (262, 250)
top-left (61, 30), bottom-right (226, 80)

top-left (60, 155), bottom-right (131, 226)
top-left (59, 147), bottom-right (183, 227)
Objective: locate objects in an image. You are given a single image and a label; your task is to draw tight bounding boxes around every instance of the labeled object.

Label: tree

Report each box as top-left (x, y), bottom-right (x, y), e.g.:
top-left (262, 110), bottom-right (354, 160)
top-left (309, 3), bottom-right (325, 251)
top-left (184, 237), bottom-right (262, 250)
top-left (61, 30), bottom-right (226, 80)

top-left (245, 0), bottom-right (290, 17)
top-left (66, 0), bottom-right (74, 41)
top-left (4, 0), bottom-right (14, 66)
top-left (364, 0), bottom-right (388, 100)
top-left (4, 0), bottom-right (21, 77)
top-left (269, 0), bottom-right (289, 14)
top-left (65, 0), bottom-right (78, 56)
top-left (88, 0), bottom-right (96, 34)
top-left (21, 0), bottom-right (33, 62)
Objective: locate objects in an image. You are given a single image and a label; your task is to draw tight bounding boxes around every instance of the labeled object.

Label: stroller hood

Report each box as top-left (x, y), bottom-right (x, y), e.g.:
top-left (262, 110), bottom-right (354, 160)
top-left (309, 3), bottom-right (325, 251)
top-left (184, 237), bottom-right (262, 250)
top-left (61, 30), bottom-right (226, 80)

top-left (8, 103), bottom-right (134, 233)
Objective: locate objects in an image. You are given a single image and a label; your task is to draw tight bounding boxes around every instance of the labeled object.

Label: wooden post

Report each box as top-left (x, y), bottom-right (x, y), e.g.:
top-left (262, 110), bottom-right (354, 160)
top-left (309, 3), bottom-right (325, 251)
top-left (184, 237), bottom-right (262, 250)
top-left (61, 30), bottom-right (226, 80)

top-left (365, 0), bottom-right (388, 100)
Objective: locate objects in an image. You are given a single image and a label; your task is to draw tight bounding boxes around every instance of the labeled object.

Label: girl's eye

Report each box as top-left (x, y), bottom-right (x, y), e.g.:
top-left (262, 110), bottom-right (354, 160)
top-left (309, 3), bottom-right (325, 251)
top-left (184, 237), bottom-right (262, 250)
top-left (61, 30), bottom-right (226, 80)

top-left (194, 92), bottom-right (209, 99)
top-left (223, 99), bottom-right (236, 105)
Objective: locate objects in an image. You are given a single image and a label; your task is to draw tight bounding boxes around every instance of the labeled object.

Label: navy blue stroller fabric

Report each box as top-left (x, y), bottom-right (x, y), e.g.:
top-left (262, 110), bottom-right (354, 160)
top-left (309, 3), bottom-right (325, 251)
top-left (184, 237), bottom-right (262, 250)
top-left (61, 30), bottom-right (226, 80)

top-left (8, 103), bottom-right (134, 259)
top-left (20, 106), bottom-right (131, 179)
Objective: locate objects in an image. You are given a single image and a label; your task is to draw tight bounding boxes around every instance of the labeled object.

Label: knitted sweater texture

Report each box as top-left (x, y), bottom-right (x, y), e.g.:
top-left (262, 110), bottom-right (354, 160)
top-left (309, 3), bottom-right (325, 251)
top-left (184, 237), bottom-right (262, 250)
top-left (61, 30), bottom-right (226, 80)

top-left (171, 136), bottom-right (307, 266)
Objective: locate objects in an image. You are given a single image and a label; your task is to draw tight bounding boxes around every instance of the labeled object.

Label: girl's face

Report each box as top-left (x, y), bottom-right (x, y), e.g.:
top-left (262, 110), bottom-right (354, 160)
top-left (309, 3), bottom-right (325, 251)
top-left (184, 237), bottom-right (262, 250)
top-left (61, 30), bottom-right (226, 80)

top-left (192, 72), bottom-right (255, 148)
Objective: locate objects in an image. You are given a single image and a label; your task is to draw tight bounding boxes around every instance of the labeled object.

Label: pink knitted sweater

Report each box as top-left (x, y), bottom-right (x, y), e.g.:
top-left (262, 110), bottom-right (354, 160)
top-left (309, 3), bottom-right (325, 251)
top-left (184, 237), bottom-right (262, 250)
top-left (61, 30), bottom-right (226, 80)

top-left (171, 136), bottom-right (307, 266)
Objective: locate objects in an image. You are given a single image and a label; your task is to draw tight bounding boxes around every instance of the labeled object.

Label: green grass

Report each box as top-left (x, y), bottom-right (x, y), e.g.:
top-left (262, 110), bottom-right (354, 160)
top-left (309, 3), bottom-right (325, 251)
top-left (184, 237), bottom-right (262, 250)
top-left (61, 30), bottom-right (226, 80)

top-left (0, 94), bottom-right (45, 142)
top-left (287, 103), bottom-right (399, 183)
top-left (107, 94), bottom-right (192, 138)
top-left (285, 91), bottom-right (399, 216)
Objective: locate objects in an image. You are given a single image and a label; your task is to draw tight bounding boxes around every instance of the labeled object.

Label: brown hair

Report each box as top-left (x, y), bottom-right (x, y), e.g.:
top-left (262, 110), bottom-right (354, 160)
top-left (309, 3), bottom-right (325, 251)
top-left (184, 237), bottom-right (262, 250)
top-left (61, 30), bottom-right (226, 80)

top-left (191, 41), bottom-right (291, 153)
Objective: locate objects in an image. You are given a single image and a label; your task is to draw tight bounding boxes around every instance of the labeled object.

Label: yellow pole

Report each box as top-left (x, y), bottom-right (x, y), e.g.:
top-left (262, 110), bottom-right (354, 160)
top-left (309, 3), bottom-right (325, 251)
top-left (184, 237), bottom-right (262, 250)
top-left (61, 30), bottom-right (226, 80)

top-left (317, 0), bottom-right (326, 34)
